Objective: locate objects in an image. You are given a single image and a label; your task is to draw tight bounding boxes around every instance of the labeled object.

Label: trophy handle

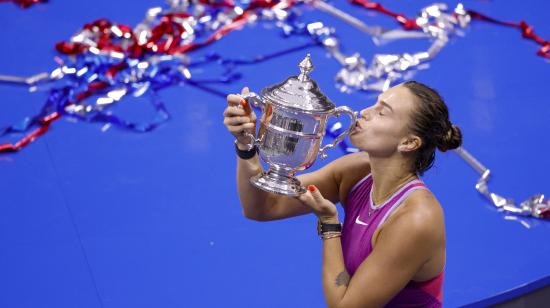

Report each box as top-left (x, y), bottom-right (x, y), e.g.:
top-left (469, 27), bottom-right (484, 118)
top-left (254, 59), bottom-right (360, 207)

top-left (240, 92), bottom-right (264, 109)
top-left (239, 92), bottom-right (265, 150)
top-left (319, 106), bottom-right (357, 160)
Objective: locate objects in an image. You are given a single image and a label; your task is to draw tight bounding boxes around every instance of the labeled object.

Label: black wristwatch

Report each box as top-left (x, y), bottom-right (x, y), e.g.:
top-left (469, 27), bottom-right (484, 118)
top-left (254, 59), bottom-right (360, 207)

top-left (317, 219), bottom-right (342, 236)
top-left (234, 140), bottom-right (257, 160)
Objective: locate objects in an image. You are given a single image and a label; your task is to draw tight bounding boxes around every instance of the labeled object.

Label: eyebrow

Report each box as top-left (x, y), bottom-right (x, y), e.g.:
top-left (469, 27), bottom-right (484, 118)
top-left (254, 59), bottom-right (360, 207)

top-left (377, 96), bottom-right (393, 112)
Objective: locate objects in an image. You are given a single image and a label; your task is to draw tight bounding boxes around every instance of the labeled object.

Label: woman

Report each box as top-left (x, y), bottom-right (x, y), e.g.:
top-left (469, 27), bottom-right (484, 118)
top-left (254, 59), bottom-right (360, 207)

top-left (223, 81), bottom-right (462, 307)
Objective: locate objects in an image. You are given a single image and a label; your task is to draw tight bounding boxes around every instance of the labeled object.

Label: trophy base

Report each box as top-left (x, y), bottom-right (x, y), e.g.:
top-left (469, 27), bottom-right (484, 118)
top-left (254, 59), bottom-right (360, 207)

top-left (250, 171), bottom-right (306, 197)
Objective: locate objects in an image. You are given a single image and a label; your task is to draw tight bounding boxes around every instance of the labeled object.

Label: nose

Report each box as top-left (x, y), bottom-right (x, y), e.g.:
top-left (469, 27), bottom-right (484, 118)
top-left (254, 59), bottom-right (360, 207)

top-left (360, 107), bottom-right (373, 120)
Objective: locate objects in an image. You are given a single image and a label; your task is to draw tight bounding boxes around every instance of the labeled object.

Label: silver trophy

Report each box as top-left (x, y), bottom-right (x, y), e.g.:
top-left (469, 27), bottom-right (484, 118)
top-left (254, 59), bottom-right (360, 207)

top-left (241, 54), bottom-right (357, 196)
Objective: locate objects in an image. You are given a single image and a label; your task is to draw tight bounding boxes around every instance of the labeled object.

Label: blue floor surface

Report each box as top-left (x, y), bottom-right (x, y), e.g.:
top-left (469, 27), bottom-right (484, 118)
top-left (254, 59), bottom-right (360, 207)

top-left (1, 1), bottom-right (549, 307)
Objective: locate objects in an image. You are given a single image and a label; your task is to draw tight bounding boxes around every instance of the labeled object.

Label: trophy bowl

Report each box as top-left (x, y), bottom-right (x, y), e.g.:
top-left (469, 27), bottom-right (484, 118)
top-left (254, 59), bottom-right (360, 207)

top-left (241, 54), bottom-right (356, 196)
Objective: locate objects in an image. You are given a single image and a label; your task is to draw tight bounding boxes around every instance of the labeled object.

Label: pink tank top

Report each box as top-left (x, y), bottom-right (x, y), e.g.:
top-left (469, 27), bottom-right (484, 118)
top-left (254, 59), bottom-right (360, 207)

top-left (342, 174), bottom-right (444, 307)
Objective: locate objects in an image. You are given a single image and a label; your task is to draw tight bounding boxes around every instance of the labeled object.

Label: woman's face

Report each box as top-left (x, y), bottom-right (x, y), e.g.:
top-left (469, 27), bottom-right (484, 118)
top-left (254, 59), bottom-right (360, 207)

top-left (349, 84), bottom-right (418, 157)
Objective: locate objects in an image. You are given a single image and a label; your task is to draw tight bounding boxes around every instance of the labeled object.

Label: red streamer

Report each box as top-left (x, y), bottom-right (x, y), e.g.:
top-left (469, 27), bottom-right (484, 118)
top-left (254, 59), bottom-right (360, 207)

top-left (0, 112), bottom-right (61, 152)
top-left (349, 0), bottom-right (419, 30)
top-left (466, 10), bottom-right (550, 60)
top-left (0, 0), bottom-right (47, 8)
top-left (3, 0), bottom-right (548, 153)
top-left (55, 0), bottom-right (295, 57)
top-left (2, 0), bottom-right (295, 153)
top-left (349, 0), bottom-right (550, 60)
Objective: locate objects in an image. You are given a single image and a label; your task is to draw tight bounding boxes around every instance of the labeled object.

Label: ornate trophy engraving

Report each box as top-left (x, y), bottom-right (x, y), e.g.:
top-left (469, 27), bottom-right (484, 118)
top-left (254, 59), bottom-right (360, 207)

top-left (241, 54), bottom-right (357, 196)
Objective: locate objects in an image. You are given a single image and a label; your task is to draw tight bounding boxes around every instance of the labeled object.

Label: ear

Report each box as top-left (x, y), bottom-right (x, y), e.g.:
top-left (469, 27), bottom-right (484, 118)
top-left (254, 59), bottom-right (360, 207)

top-left (398, 135), bottom-right (422, 153)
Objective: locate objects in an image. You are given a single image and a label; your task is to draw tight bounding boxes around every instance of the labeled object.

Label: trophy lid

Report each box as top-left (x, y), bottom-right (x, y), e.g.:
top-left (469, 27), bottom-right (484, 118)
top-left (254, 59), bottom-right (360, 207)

top-left (261, 54), bottom-right (335, 113)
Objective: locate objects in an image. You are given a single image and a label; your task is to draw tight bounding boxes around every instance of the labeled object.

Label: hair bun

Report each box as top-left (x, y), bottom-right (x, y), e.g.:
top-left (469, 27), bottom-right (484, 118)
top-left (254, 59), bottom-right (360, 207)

top-left (438, 124), bottom-right (462, 152)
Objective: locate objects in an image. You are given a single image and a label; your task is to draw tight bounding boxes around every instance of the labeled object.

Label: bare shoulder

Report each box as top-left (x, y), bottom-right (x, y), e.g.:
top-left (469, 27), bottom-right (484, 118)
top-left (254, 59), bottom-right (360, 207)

top-left (375, 189), bottom-right (446, 280)
top-left (405, 189), bottom-right (444, 222)
top-left (333, 150), bottom-right (371, 169)
top-left (384, 189), bottom-right (445, 242)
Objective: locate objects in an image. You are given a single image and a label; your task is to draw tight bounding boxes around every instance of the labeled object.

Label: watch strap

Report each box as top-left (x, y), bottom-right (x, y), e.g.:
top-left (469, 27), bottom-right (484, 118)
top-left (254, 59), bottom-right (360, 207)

top-left (317, 220), bottom-right (342, 235)
top-left (235, 140), bottom-right (257, 160)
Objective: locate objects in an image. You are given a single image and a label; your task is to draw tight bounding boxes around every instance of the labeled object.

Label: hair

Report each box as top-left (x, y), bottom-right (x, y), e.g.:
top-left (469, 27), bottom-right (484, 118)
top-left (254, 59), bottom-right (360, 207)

top-left (402, 81), bottom-right (463, 175)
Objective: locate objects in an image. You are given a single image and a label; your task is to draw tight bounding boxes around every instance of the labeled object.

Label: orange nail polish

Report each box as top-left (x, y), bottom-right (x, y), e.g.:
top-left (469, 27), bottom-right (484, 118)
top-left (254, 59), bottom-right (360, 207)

top-left (308, 185), bottom-right (316, 192)
top-left (240, 99), bottom-right (252, 115)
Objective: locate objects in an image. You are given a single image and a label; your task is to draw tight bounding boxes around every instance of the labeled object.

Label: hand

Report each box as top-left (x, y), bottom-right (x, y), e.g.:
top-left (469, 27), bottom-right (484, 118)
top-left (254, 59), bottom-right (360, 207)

top-left (297, 185), bottom-right (339, 224)
top-left (224, 87), bottom-right (258, 150)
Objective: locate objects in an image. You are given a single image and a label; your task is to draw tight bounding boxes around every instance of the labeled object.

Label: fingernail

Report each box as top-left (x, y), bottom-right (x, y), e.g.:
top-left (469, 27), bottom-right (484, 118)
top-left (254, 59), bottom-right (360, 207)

top-left (308, 185), bottom-right (316, 192)
top-left (240, 99), bottom-right (247, 107)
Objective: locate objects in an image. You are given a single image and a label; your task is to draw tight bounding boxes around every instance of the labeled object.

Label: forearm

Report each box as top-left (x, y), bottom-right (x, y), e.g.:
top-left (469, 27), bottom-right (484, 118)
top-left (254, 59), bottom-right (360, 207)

top-left (322, 236), bottom-right (349, 308)
top-left (236, 151), bottom-right (271, 220)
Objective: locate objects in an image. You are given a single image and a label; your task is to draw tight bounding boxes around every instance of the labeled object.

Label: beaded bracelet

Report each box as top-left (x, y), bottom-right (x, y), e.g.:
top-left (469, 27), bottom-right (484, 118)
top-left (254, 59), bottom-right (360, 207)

top-left (321, 231), bottom-right (342, 240)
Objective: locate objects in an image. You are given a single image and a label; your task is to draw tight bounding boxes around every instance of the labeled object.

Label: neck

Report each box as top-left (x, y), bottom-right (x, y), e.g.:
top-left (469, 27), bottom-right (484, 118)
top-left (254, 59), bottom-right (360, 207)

top-left (369, 154), bottom-right (417, 206)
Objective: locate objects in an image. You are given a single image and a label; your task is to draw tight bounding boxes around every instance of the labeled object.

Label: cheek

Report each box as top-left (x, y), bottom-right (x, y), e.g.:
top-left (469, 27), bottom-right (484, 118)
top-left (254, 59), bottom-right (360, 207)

top-left (368, 121), bottom-right (398, 140)
top-left (352, 121), bottom-right (402, 149)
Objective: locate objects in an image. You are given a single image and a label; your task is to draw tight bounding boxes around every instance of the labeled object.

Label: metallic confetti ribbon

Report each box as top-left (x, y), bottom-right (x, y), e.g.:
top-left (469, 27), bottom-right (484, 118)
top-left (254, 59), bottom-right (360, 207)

top-left (3, 0), bottom-right (549, 153)
top-left (273, 1), bottom-right (472, 93)
top-left (337, 0), bottom-right (550, 92)
top-left (326, 2), bottom-right (471, 92)
top-left (350, 0), bottom-right (550, 59)
top-left (0, 0), bottom-right (303, 152)
top-left (454, 147), bottom-right (550, 221)
top-left (297, 1), bottom-right (550, 218)
top-left (1, 0), bottom-right (548, 223)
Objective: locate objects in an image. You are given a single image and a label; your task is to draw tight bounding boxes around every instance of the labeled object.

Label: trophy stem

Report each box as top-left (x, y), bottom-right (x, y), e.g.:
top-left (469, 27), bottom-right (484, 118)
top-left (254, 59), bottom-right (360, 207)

top-left (250, 168), bottom-right (306, 196)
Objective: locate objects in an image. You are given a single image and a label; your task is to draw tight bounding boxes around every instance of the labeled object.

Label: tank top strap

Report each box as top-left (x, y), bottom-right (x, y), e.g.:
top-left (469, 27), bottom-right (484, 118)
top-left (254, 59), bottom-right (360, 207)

top-left (375, 180), bottom-right (429, 226)
top-left (345, 173), bottom-right (373, 213)
top-left (349, 173), bottom-right (373, 195)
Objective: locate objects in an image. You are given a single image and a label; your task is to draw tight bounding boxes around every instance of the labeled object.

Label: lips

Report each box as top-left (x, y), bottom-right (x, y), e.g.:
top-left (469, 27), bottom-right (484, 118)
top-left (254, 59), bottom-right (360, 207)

top-left (354, 120), bottom-right (363, 131)
top-left (350, 121), bottom-right (362, 135)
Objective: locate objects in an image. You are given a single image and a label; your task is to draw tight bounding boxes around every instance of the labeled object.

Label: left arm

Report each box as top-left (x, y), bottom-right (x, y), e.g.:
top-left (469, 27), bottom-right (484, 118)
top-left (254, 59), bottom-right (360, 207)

top-left (298, 186), bottom-right (439, 308)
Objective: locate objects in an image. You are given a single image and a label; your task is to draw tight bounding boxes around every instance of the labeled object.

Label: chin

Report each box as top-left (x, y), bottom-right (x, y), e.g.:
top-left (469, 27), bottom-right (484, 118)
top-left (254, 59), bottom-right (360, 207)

top-left (349, 134), bottom-right (368, 151)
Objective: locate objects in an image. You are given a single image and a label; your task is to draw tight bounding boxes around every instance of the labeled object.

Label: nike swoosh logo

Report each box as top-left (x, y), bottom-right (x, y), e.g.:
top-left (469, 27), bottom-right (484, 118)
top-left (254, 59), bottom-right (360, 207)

top-left (355, 215), bottom-right (368, 226)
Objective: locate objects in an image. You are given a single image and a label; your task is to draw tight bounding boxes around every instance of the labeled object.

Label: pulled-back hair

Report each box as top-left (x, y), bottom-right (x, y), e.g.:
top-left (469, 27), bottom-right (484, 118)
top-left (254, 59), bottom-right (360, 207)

top-left (403, 81), bottom-right (462, 175)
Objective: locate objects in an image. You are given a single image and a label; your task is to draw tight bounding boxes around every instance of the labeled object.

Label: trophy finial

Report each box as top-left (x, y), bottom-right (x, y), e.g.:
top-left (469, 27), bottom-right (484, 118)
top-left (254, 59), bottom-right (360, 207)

top-left (298, 54), bottom-right (314, 81)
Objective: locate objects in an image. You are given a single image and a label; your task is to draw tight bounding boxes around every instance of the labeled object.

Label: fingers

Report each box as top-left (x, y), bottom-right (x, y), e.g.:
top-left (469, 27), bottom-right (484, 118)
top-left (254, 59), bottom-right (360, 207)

top-left (223, 104), bottom-right (256, 124)
top-left (226, 86), bottom-right (249, 107)
top-left (307, 185), bottom-right (326, 203)
top-left (297, 185), bottom-right (338, 221)
top-left (227, 122), bottom-right (255, 135)
top-left (225, 93), bottom-right (256, 120)
top-left (240, 87), bottom-right (253, 115)
top-left (223, 105), bottom-right (247, 117)
top-left (226, 94), bottom-right (243, 107)
top-left (226, 93), bottom-right (254, 116)
top-left (241, 99), bottom-right (253, 115)
top-left (224, 115), bottom-right (253, 126)
top-left (297, 185), bottom-right (322, 206)
top-left (224, 87), bottom-right (257, 139)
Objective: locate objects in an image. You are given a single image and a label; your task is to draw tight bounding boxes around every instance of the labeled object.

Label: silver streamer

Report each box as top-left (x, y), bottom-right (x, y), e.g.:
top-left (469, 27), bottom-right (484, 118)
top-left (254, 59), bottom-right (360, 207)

top-left (0, 72), bottom-right (54, 86)
top-left (2, 0), bottom-right (547, 224)
top-left (454, 147), bottom-right (550, 224)
top-left (304, 2), bottom-right (471, 92)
